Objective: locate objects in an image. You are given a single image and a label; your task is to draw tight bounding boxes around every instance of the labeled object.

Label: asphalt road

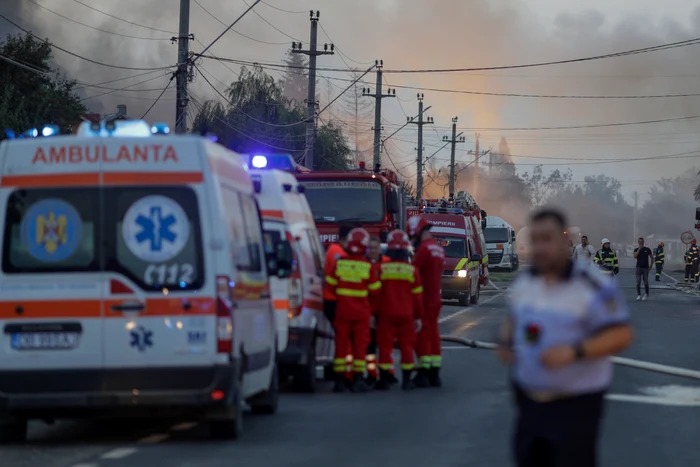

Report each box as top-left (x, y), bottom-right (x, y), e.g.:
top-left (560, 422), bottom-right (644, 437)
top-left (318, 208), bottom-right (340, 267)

top-left (4, 262), bottom-right (700, 467)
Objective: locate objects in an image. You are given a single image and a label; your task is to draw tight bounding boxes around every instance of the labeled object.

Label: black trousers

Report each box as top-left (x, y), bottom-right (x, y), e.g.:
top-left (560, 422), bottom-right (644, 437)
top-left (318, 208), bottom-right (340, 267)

top-left (513, 385), bottom-right (605, 467)
top-left (655, 263), bottom-right (663, 279)
top-left (323, 300), bottom-right (336, 324)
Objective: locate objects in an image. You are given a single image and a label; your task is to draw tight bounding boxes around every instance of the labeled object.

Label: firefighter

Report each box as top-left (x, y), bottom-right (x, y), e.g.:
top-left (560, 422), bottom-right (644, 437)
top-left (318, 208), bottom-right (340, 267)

top-left (326, 228), bottom-right (381, 393)
top-left (594, 238), bottom-right (619, 277)
top-left (322, 223), bottom-right (355, 324)
top-left (654, 242), bottom-right (665, 282)
top-left (407, 215), bottom-right (446, 388)
top-left (365, 237), bottom-right (392, 386)
top-left (374, 230), bottom-right (424, 391)
top-left (684, 239), bottom-right (699, 283)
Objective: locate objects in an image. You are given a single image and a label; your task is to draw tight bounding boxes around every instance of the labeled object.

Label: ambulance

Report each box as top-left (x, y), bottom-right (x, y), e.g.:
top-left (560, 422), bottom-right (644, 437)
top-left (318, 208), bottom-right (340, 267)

top-left (0, 120), bottom-right (292, 442)
top-left (246, 158), bottom-right (333, 393)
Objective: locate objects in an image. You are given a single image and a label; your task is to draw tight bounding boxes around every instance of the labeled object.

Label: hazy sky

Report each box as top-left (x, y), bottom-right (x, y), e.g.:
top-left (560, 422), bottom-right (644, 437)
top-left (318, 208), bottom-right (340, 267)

top-left (9, 0), bottom-right (700, 202)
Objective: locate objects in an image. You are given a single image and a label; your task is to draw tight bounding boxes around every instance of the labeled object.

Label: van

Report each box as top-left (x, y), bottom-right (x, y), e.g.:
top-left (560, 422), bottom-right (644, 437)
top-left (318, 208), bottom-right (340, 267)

top-left (247, 165), bottom-right (333, 392)
top-left (0, 121), bottom-right (292, 442)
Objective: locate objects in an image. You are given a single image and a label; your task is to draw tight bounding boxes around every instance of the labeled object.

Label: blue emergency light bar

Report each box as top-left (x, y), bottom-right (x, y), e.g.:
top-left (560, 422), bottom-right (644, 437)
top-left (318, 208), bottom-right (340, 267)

top-left (423, 207), bottom-right (465, 215)
top-left (243, 153), bottom-right (296, 172)
top-left (4, 125), bottom-right (60, 139)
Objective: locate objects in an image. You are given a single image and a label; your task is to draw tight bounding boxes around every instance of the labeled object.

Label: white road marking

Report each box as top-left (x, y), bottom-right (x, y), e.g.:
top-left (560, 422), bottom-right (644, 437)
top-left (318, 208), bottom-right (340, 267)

top-left (101, 448), bottom-right (138, 460)
top-left (171, 422), bottom-right (198, 431)
top-left (606, 394), bottom-right (700, 407)
top-left (663, 272), bottom-right (679, 283)
top-left (639, 384), bottom-right (700, 400)
top-left (138, 433), bottom-right (170, 444)
top-left (438, 292), bottom-right (505, 324)
top-left (441, 345), bottom-right (472, 350)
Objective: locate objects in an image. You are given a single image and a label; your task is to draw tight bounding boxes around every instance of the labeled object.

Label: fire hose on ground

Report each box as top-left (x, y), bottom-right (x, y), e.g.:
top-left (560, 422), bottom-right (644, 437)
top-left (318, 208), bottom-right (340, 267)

top-left (439, 335), bottom-right (700, 382)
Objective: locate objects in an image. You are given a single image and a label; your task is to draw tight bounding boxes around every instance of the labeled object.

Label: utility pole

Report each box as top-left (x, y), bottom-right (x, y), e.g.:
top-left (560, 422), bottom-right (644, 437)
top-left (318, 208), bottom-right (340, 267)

top-left (407, 94), bottom-right (433, 199)
top-left (443, 117), bottom-right (465, 197)
top-left (473, 133), bottom-right (480, 198)
top-left (363, 60), bottom-right (395, 168)
top-left (633, 191), bottom-right (638, 243)
top-left (292, 11), bottom-right (334, 169)
top-left (175, 0), bottom-right (191, 133)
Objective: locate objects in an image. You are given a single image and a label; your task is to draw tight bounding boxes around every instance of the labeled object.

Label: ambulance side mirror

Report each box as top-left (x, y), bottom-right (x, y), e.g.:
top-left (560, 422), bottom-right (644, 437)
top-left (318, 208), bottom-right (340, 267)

top-left (511, 231), bottom-right (516, 242)
top-left (471, 253), bottom-right (482, 263)
top-left (269, 240), bottom-right (294, 278)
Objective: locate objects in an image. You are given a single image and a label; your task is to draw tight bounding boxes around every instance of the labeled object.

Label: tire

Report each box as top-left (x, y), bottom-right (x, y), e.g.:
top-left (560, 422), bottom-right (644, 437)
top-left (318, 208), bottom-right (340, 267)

top-left (208, 366), bottom-right (244, 440)
top-left (293, 349), bottom-right (317, 393)
top-left (458, 294), bottom-right (469, 307)
top-left (250, 363), bottom-right (279, 415)
top-left (470, 285), bottom-right (480, 305)
top-left (0, 417), bottom-right (27, 444)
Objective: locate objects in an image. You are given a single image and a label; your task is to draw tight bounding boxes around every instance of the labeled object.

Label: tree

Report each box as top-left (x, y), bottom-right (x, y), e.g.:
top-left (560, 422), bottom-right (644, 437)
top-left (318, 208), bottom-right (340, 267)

top-left (0, 33), bottom-right (85, 136)
top-left (341, 71), bottom-right (373, 164)
top-left (521, 165), bottom-right (574, 206)
top-left (281, 48), bottom-right (308, 104)
top-left (191, 65), bottom-right (352, 170)
top-left (642, 167), bottom-right (698, 237)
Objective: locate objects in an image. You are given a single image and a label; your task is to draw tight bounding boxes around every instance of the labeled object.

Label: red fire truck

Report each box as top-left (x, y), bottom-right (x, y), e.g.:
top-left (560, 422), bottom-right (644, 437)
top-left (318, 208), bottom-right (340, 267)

top-left (295, 161), bottom-right (406, 246)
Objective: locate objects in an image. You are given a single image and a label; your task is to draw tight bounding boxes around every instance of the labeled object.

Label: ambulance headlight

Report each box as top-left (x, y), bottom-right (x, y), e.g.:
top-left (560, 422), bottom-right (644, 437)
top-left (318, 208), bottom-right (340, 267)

top-left (455, 269), bottom-right (468, 278)
top-left (251, 155), bottom-right (268, 168)
top-left (42, 125), bottom-right (59, 137)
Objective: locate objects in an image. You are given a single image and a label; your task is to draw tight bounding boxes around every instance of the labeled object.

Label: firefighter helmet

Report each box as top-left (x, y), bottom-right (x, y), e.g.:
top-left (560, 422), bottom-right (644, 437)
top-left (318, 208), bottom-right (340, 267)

top-left (407, 215), bottom-right (431, 238)
top-left (601, 238), bottom-right (611, 246)
top-left (387, 229), bottom-right (411, 250)
top-left (345, 228), bottom-right (371, 255)
top-left (659, 241), bottom-right (664, 247)
top-left (692, 238), bottom-right (697, 245)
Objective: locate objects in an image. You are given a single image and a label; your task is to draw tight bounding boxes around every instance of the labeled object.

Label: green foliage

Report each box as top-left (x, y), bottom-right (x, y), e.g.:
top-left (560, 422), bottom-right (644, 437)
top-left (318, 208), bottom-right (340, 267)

top-left (192, 65), bottom-right (352, 170)
top-left (0, 33), bottom-right (85, 137)
top-left (642, 167), bottom-right (698, 237)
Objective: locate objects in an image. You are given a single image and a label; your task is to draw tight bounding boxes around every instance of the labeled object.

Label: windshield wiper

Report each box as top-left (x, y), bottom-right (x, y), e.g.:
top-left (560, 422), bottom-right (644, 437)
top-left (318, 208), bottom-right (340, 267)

top-left (334, 217), bottom-right (365, 223)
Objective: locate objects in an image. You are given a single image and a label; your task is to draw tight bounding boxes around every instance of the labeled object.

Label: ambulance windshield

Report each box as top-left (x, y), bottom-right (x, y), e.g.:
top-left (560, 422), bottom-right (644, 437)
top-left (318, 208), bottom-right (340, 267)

top-left (484, 227), bottom-right (509, 243)
top-left (435, 236), bottom-right (466, 258)
top-left (300, 180), bottom-right (384, 223)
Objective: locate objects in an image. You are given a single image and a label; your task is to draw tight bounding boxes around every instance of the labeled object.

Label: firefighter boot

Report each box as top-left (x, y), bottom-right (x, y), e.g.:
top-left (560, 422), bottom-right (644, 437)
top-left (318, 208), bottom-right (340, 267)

top-left (365, 374), bottom-right (377, 388)
top-left (388, 370), bottom-right (399, 385)
top-left (374, 370), bottom-right (391, 391)
top-left (413, 368), bottom-right (430, 388)
top-left (333, 373), bottom-right (345, 393)
top-left (350, 373), bottom-right (370, 393)
top-left (401, 369), bottom-right (415, 391)
top-left (428, 367), bottom-right (442, 388)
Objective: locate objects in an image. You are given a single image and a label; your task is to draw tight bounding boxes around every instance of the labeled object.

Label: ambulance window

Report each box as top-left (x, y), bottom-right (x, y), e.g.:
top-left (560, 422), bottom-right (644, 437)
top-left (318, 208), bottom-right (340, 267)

top-left (467, 238), bottom-right (476, 258)
top-left (221, 187), bottom-right (252, 270)
top-left (2, 188), bottom-right (99, 273)
top-left (238, 194), bottom-right (263, 272)
top-left (104, 187), bottom-right (204, 291)
top-left (305, 229), bottom-right (324, 273)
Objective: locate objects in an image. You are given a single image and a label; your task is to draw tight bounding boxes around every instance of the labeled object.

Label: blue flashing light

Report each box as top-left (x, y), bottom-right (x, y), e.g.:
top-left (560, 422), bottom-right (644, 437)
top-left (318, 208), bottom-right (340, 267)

top-left (4, 129), bottom-right (16, 140)
top-left (423, 207), bottom-right (465, 215)
top-left (41, 125), bottom-right (59, 137)
top-left (251, 155), bottom-right (268, 168)
top-left (151, 123), bottom-right (171, 135)
top-left (22, 128), bottom-right (39, 138)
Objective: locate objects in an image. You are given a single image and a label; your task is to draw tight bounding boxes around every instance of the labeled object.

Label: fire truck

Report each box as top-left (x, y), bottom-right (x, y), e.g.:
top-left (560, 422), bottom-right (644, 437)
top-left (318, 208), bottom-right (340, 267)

top-left (295, 161), bottom-right (406, 245)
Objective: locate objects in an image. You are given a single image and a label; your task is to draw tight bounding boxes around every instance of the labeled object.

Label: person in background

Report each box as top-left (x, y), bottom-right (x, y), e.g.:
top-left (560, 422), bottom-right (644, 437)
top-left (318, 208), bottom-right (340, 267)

top-left (594, 239), bottom-right (619, 278)
top-left (568, 239), bottom-right (575, 258)
top-left (326, 228), bottom-right (381, 393)
top-left (683, 239), bottom-right (698, 283)
top-left (654, 242), bottom-right (665, 282)
top-left (322, 224), bottom-right (354, 324)
top-left (633, 237), bottom-right (653, 301)
top-left (498, 207), bottom-right (633, 467)
top-left (407, 215), bottom-right (446, 388)
top-left (573, 235), bottom-right (596, 263)
top-left (365, 237), bottom-right (392, 386)
top-left (374, 230), bottom-right (423, 391)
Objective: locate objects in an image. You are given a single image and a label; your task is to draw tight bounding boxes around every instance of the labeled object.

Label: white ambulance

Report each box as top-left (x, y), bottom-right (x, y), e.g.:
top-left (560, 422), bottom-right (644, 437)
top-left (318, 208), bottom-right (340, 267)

top-left (0, 120), bottom-right (292, 442)
top-left (246, 158), bottom-right (334, 392)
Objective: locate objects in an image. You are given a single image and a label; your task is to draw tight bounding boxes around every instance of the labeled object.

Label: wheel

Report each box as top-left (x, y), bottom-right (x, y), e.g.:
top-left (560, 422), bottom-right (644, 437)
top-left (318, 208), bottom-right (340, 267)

top-left (208, 369), bottom-right (244, 440)
top-left (470, 285), bottom-right (480, 305)
top-left (458, 294), bottom-right (469, 307)
top-left (0, 417), bottom-right (27, 444)
top-left (293, 349), bottom-right (317, 393)
top-left (250, 363), bottom-right (279, 415)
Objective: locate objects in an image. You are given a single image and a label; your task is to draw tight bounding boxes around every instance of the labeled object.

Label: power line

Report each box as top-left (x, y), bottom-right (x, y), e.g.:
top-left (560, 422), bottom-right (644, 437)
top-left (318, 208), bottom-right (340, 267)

top-left (242, 0), bottom-right (301, 41)
top-left (0, 13), bottom-right (177, 71)
top-left (142, 75), bottom-right (175, 119)
top-left (81, 73), bottom-right (174, 101)
top-left (193, 0), bottom-right (289, 45)
top-left (198, 0), bottom-right (262, 57)
top-left (24, 0), bottom-right (172, 41)
top-left (259, 1), bottom-right (307, 14)
top-left (68, 0), bottom-right (177, 34)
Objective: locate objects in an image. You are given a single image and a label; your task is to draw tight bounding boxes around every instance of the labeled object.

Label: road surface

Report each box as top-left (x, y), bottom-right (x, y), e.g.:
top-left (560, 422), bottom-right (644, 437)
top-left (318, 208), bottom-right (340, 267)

top-left (3, 263), bottom-right (700, 467)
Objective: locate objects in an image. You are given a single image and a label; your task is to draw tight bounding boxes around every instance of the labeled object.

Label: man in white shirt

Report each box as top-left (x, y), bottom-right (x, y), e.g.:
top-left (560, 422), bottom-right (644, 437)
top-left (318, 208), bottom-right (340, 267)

top-left (573, 235), bottom-right (596, 263)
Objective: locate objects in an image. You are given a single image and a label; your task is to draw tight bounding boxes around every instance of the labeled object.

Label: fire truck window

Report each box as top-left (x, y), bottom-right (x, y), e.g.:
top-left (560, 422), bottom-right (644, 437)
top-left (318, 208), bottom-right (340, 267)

top-left (435, 236), bottom-right (466, 258)
top-left (300, 181), bottom-right (384, 223)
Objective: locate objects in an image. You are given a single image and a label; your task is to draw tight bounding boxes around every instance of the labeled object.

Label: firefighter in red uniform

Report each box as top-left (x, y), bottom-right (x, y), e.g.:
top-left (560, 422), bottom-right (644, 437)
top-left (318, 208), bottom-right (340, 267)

top-left (375, 230), bottom-right (424, 391)
top-left (322, 224), bottom-right (355, 324)
top-left (407, 215), bottom-right (446, 388)
top-left (365, 236), bottom-right (392, 386)
top-left (326, 228), bottom-right (381, 393)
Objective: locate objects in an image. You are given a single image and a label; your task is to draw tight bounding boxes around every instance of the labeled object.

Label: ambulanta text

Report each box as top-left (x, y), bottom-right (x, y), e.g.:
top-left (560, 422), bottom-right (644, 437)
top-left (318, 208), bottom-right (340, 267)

top-left (32, 145), bottom-right (180, 165)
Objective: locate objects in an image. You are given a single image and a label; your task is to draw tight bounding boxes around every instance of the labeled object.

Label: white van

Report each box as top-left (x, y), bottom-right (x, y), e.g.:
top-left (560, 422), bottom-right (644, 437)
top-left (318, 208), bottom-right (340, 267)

top-left (247, 164), bottom-right (333, 392)
top-left (0, 120), bottom-right (292, 442)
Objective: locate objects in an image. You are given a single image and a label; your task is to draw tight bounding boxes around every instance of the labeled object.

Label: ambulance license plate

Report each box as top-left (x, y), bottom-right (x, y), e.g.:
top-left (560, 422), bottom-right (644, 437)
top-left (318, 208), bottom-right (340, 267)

top-left (11, 332), bottom-right (79, 350)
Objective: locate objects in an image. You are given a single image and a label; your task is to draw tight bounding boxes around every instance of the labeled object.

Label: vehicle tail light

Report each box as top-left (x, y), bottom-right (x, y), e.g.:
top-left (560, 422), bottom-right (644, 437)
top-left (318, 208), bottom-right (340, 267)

top-left (288, 278), bottom-right (303, 316)
top-left (216, 275), bottom-right (234, 354)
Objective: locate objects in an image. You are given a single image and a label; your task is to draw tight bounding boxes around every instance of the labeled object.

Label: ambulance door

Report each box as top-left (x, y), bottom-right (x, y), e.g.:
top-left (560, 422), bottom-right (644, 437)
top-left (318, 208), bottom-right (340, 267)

top-left (0, 186), bottom-right (104, 376)
top-left (262, 220), bottom-right (290, 353)
top-left (101, 185), bottom-right (217, 378)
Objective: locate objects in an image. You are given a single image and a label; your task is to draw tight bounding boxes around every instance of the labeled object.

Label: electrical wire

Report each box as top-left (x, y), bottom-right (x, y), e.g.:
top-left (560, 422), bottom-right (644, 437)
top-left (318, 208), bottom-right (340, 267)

top-left (0, 13), bottom-right (177, 71)
top-left (260, 1), bottom-right (307, 14)
top-left (242, 0), bottom-right (301, 41)
top-left (193, 0), bottom-right (289, 45)
top-left (141, 75), bottom-right (175, 119)
top-left (81, 72), bottom-right (174, 101)
top-left (318, 23), bottom-right (374, 66)
top-left (24, 0), bottom-right (172, 41)
top-left (68, 0), bottom-right (177, 34)
top-left (198, 0), bottom-right (262, 57)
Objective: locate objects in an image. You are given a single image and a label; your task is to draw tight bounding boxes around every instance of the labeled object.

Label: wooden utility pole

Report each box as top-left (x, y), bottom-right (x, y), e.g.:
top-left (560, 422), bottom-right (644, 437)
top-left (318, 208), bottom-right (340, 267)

top-left (408, 94), bottom-right (433, 198)
top-left (444, 117), bottom-right (465, 197)
top-left (363, 60), bottom-right (395, 168)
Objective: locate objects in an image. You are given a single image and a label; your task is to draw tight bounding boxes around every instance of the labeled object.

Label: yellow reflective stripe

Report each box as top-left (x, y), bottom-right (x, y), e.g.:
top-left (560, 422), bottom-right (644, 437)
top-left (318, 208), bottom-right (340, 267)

top-left (325, 276), bottom-right (338, 285)
top-left (411, 286), bottom-right (423, 294)
top-left (368, 281), bottom-right (382, 291)
top-left (333, 358), bottom-right (346, 365)
top-left (454, 258), bottom-right (468, 270)
top-left (400, 363), bottom-right (414, 370)
top-left (467, 261), bottom-right (478, 269)
top-left (335, 260), bottom-right (371, 280)
top-left (378, 363), bottom-right (392, 370)
top-left (379, 272), bottom-right (414, 281)
top-left (336, 288), bottom-right (369, 297)
top-left (481, 256), bottom-right (488, 264)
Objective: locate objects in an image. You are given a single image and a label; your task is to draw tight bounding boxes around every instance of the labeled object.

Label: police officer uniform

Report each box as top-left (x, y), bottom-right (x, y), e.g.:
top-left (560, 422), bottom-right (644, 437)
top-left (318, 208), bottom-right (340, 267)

top-left (506, 261), bottom-right (630, 467)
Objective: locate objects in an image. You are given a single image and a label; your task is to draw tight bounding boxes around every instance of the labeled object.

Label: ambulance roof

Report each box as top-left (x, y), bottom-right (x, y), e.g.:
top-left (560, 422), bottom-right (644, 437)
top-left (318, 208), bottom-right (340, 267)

top-left (249, 169), bottom-right (314, 225)
top-left (0, 122), bottom-right (251, 191)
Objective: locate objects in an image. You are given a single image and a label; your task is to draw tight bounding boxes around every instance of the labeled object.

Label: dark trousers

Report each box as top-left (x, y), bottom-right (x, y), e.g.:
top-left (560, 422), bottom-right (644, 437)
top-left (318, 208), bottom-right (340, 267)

top-left (635, 267), bottom-right (649, 295)
top-left (685, 264), bottom-right (693, 282)
top-left (513, 385), bottom-right (605, 467)
top-left (655, 263), bottom-right (663, 280)
top-left (323, 300), bottom-right (337, 324)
